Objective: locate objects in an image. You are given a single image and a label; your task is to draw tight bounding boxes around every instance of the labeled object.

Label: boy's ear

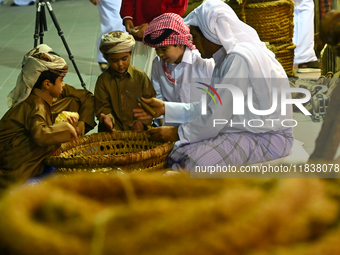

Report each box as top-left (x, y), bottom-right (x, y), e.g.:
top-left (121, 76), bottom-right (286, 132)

top-left (42, 79), bottom-right (51, 90)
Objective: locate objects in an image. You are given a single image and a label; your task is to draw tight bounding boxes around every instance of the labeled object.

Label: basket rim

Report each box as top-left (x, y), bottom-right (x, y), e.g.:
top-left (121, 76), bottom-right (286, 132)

top-left (45, 131), bottom-right (175, 168)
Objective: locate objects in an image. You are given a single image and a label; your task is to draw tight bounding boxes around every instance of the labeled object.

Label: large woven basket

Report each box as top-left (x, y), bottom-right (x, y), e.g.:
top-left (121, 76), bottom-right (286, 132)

top-left (229, 0), bottom-right (295, 75)
top-left (45, 131), bottom-right (174, 173)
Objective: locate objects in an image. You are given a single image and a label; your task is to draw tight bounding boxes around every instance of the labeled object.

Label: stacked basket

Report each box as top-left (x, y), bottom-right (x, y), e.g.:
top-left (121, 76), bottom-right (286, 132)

top-left (229, 0), bottom-right (296, 75)
top-left (45, 131), bottom-right (174, 173)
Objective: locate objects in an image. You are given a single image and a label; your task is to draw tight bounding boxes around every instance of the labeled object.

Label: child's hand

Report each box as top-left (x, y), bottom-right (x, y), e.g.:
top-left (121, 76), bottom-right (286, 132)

top-left (66, 116), bottom-right (85, 137)
top-left (67, 115), bottom-right (78, 127)
top-left (134, 23), bottom-right (148, 38)
top-left (101, 113), bottom-right (114, 132)
top-left (146, 126), bottom-right (179, 142)
top-left (66, 123), bottom-right (78, 143)
top-left (77, 121), bottom-right (85, 136)
top-left (66, 115), bottom-right (79, 134)
top-left (124, 20), bottom-right (135, 34)
top-left (130, 120), bottom-right (144, 133)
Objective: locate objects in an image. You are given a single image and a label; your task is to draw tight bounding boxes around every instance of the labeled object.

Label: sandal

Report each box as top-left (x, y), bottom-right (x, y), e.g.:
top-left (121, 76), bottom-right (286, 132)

top-left (297, 60), bottom-right (321, 73)
top-left (298, 60), bottom-right (321, 68)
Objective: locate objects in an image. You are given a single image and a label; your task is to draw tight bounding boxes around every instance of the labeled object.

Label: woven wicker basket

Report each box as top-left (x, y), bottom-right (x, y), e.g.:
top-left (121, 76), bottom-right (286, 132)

top-left (229, 0), bottom-right (295, 75)
top-left (45, 131), bottom-right (174, 173)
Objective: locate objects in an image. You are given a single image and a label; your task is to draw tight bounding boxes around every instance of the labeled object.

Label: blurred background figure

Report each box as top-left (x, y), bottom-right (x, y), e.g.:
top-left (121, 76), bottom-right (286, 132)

top-left (320, 10), bottom-right (340, 56)
top-left (89, 0), bottom-right (126, 72)
top-left (293, 0), bottom-right (320, 72)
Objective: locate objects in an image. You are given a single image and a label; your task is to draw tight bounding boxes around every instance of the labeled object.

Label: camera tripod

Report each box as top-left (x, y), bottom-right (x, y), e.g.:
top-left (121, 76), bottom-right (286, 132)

top-left (33, 0), bottom-right (86, 89)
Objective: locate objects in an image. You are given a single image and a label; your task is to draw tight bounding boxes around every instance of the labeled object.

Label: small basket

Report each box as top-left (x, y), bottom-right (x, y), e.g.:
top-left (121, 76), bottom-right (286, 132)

top-left (45, 131), bottom-right (174, 173)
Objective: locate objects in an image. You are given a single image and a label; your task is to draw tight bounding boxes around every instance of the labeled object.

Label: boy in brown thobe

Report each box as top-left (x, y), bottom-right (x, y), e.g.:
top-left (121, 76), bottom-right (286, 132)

top-left (15, 44), bottom-right (96, 136)
top-left (94, 31), bottom-right (156, 132)
top-left (0, 45), bottom-right (78, 191)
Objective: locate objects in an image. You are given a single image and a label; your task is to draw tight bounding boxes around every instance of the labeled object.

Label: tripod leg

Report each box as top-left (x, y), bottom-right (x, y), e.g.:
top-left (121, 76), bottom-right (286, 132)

top-left (40, 3), bottom-right (47, 45)
top-left (45, 1), bottom-right (87, 89)
top-left (33, 3), bottom-right (42, 47)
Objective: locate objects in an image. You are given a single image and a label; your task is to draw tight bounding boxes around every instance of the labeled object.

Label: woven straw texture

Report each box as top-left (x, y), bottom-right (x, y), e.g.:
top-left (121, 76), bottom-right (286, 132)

top-left (229, 0), bottom-right (296, 75)
top-left (1, 174), bottom-right (340, 255)
top-left (45, 131), bottom-right (174, 173)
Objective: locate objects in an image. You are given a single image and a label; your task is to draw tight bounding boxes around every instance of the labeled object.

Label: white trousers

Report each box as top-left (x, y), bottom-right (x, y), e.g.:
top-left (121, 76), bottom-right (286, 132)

top-left (292, 0), bottom-right (317, 65)
top-left (13, 0), bottom-right (35, 5)
top-left (96, 0), bottom-right (125, 63)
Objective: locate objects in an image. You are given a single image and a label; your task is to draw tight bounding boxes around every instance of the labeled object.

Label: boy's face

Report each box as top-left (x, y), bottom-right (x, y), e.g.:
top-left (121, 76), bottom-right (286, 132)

top-left (49, 76), bottom-right (65, 98)
top-left (155, 45), bottom-right (185, 64)
top-left (106, 52), bottom-right (131, 74)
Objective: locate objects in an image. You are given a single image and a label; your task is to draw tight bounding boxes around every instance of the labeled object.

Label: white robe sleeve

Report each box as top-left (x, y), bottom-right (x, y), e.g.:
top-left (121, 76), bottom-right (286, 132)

top-left (163, 101), bottom-right (202, 126)
top-left (151, 57), bottom-right (164, 102)
top-left (177, 54), bottom-right (249, 144)
top-left (151, 57), bottom-right (165, 122)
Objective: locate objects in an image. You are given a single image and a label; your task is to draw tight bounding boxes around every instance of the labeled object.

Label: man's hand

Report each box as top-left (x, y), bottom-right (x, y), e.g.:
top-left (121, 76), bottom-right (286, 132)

top-left (89, 0), bottom-right (100, 5)
top-left (133, 97), bottom-right (165, 120)
top-left (130, 120), bottom-right (144, 132)
top-left (124, 19), bottom-right (135, 34)
top-left (146, 126), bottom-right (179, 142)
top-left (134, 23), bottom-right (148, 38)
top-left (101, 113), bottom-right (114, 132)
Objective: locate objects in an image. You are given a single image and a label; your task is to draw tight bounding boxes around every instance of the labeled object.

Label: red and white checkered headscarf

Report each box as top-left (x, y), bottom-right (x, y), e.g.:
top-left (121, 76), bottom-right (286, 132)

top-left (143, 13), bottom-right (196, 50)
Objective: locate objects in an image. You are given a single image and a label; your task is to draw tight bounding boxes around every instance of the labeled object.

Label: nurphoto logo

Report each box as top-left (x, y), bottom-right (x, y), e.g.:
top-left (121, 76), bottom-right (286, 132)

top-left (197, 82), bottom-right (312, 128)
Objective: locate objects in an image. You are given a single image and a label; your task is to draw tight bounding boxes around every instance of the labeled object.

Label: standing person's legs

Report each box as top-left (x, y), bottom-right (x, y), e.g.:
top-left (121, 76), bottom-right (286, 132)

top-left (293, 0), bottom-right (317, 67)
top-left (96, 0), bottom-right (126, 69)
